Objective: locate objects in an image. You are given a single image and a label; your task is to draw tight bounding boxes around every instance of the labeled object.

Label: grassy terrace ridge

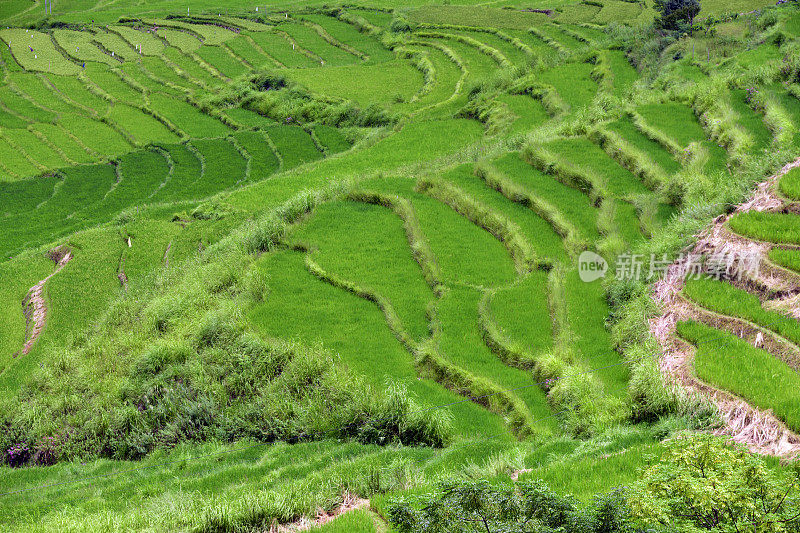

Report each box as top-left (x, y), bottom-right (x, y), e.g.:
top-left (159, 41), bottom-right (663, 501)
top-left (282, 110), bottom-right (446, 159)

top-left (4, 1), bottom-right (800, 531)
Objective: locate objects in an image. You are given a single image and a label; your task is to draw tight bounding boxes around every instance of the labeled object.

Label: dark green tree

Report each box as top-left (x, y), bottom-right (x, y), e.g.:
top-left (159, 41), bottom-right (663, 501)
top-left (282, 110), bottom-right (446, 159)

top-left (655, 0), bottom-right (701, 32)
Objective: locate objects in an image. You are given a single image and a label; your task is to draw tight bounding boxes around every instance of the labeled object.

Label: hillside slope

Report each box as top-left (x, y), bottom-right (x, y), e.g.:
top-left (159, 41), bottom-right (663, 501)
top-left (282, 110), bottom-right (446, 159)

top-left (2, 1), bottom-right (800, 531)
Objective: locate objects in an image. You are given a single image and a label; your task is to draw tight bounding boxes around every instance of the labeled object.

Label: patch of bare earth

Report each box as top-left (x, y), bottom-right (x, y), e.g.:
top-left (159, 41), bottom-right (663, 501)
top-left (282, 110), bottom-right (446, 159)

top-left (117, 254), bottom-right (128, 289)
top-left (268, 492), bottom-right (370, 532)
top-left (17, 246), bottom-right (72, 356)
top-left (651, 157), bottom-right (800, 459)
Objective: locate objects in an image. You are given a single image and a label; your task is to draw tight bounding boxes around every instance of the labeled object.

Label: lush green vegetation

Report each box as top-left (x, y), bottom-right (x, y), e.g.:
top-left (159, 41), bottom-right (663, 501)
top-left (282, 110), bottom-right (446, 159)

top-left (3, 1), bottom-right (800, 531)
top-left (683, 278), bottom-right (800, 348)
top-left (769, 247), bottom-right (800, 273)
top-left (678, 320), bottom-right (800, 432)
top-left (729, 212), bottom-right (800, 245)
top-left (780, 166), bottom-right (800, 200)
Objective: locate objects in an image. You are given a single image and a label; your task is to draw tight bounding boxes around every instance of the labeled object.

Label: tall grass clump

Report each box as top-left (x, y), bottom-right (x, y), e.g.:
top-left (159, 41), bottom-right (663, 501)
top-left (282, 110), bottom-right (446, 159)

top-left (541, 267), bottom-right (628, 436)
top-left (689, 82), bottom-right (751, 168)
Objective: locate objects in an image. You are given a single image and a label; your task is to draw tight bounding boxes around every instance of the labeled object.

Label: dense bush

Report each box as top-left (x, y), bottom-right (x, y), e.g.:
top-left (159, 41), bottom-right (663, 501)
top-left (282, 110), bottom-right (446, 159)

top-left (354, 381), bottom-right (453, 447)
top-left (630, 434), bottom-right (800, 532)
top-left (608, 23), bottom-right (677, 76)
top-left (387, 435), bottom-right (800, 532)
top-left (388, 479), bottom-right (637, 532)
top-left (390, 16), bottom-right (413, 33)
top-left (1, 297), bottom-right (451, 465)
top-left (655, 0), bottom-right (700, 32)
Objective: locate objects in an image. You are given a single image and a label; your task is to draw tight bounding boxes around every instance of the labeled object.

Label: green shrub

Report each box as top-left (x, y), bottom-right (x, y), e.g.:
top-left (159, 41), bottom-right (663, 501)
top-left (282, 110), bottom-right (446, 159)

top-left (630, 433), bottom-right (800, 532)
top-left (388, 479), bottom-right (635, 532)
top-left (390, 17), bottom-right (412, 33)
top-left (354, 381), bottom-right (452, 447)
top-left (240, 213), bottom-right (287, 254)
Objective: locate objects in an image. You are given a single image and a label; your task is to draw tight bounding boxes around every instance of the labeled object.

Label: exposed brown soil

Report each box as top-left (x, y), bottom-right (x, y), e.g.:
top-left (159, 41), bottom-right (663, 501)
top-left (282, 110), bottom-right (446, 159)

top-left (766, 291), bottom-right (800, 320)
top-left (738, 156), bottom-right (800, 213)
top-left (18, 246), bottom-right (72, 356)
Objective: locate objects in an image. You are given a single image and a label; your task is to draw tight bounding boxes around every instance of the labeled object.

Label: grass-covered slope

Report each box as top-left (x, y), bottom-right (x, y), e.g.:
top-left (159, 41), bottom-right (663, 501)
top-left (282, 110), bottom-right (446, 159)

top-left (3, 1), bottom-right (800, 531)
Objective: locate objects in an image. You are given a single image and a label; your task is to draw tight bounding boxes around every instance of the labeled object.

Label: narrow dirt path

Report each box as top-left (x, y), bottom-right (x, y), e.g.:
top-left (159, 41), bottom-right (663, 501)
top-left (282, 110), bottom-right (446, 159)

top-left (117, 254), bottom-right (128, 289)
top-left (117, 235), bottom-right (131, 289)
top-left (18, 247), bottom-right (72, 356)
top-left (651, 157), bottom-right (800, 458)
top-left (163, 240), bottom-right (171, 269)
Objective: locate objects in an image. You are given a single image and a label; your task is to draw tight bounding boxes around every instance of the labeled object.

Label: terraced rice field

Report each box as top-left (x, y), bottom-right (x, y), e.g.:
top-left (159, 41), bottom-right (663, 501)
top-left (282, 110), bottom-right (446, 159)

top-left (3, 3), bottom-right (800, 531)
top-left (665, 153), bottom-right (800, 448)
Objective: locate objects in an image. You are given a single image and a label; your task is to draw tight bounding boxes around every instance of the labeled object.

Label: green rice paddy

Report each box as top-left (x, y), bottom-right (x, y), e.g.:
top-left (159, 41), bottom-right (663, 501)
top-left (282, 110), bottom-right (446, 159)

top-left (0, 2), bottom-right (798, 531)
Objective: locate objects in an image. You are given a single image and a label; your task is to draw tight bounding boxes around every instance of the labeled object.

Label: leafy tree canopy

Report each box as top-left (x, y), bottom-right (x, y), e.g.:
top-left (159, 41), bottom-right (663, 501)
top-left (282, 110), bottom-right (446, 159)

top-left (655, 0), bottom-right (701, 32)
top-left (629, 434), bottom-right (800, 532)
